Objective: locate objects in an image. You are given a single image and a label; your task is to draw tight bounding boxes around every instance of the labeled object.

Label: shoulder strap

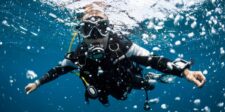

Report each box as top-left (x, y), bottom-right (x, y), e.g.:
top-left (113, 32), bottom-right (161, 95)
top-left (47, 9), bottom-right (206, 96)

top-left (68, 32), bottom-right (78, 53)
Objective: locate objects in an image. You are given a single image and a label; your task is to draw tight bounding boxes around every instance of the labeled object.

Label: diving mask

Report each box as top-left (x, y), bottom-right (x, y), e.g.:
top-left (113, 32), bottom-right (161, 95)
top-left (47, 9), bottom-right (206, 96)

top-left (80, 17), bottom-right (109, 38)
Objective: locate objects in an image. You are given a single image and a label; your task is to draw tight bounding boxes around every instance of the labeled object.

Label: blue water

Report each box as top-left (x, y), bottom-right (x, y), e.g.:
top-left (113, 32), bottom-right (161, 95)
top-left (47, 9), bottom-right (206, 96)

top-left (1, 0), bottom-right (225, 112)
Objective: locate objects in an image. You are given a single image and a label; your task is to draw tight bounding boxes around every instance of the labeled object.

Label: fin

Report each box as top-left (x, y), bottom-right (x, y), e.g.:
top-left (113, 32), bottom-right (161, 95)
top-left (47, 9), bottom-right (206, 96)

top-left (144, 100), bottom-right (151, 111)
top-left (99, 96), bottom-right (109, 106)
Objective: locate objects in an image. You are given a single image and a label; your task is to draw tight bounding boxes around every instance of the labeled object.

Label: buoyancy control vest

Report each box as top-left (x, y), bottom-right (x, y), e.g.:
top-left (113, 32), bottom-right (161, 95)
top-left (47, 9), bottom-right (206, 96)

top-left (67, 32), bottom-right (143, 103)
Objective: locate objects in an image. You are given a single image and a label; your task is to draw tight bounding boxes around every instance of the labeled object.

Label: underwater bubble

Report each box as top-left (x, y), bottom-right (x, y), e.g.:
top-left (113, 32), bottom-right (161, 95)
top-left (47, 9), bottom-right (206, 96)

top-left (203, 70), bottom-right (208, 75)
top-left (193, 99), bottom-right (201, 105)
top-left (158, 21), bottom-right (164, 26)
top-left (26, 70), bottom-right (37, 80)
top-left (188, 32), bottom-right (194, 38)
top-left (163, 91), bottom-right (167, 94)
top-left (41, 46), bottom-right (45, 50)
top-left (142, 33), bottom-right (149, 44)
top-left (153, 47), bottom-right (161, 51)
top-left (211, 16), bottom-right (218, 25)
top-left (220, 47), bottom-right (225, 55)
top-left (202, 106), bottom-right (210, 112)
top-left (175, 97), bottom-right (181, 101)
top-left (211, 0), bottom-right (216, 4)
top-left (206, 11), bottom-right (212, 17)
top-left (170, 49), bottom-right (176, 54)
top-left (9, 96), bottom-right (13, 101)
top-left (193, 108), bottom-right (198, 111)
top-left (208, 20), bottom-right (212, 25)
top-left (218, 102), bottom-right (224, 107)
top-left (215, 7), bottom-right (223, 14)
top-left (9, 79), bottom-right (14, 85)
top-left (192, 86), bottom-right (197, 90)
top-left (200, 31), bottom-right (206, 36)
top-left (169, 33), bottom-right (175, 38)
top-left (0, 41), bottom-right (2, 46)
top-left (161, 75), bottom-right (176, 83)
top-left (36, 49), bottom-right (40, 53)
top-left (56, 105), bottom-right (64, 111)
top-left (191, 21), bottom-right (197, 29)
top-left (27, 46), bottom-right (31, 50)
top-left (43, 0), bottom-right (204, 31)
top-left (188, 15), bottom-right (197, 21)
top-left (147, 21), bottom-right (154, 29)
top-left (31, 32), bottom-right (38, 36)
top-left (161, 104), bottom-right (168, 110)
top-left (174, 14), bottom-right (182, 25)
top-left (133, 105), bottom-right (138, 109)
top-left (142, 40), bottom-right (148, 44)
top-left (178, 54), bottom-right (184, 58)
top-left (148, 79), bottom-right (157, 84)
top-left (169, 14), bottom-right (174, 19)
top-left (149, 98), bottom-right (159, 103)
top-left (175, 40), bottom-right (181, 46)
top-left (151, 34), bottom-right (157, 39)
top-left (20, 31), bottom-right (26, 34)
top-left (2, 20), bottom-right (10, 27)
top-left (211, 27), bottom-right (216, 34)
top-left (9, 76), bottom-right (15, 86)
top-left (49, 13), bottom-right (57, 18)
top-left (19, 26), bottom-right (28, 32)
top-left (201, 26), bottom-right (206, 31)
top-left (154, 24), bottom-right (163, 30)
top-left (142, 33), bottom-right (149, 39)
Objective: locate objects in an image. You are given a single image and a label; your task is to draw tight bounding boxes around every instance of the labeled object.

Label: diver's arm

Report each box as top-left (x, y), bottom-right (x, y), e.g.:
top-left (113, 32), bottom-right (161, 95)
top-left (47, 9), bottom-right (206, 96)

top-left (38, 60), bottom-right (77, 85)
top-left (25, 58), bottom-right (77, 94)
top-left (182, 69), bottom-right (206, 87)
top-left (126, 43), bottom-right (189, 76)
top-left (130, 55), bottom-right (190, 77)
top-left (126, 43), bottom-right (206, 87)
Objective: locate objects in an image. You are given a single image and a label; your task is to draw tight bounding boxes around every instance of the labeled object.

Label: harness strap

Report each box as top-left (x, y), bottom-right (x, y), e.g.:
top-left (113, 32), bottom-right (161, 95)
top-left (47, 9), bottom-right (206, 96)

top-left (71, 72), bottom-right (89, 86)
top-left (68, 32), bottom-right (78, 53)
top-left (68, 32), bottom-right (90, 87)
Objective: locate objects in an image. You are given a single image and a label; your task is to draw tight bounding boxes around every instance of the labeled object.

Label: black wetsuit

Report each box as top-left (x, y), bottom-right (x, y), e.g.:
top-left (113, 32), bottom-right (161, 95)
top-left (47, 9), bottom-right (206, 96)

top-left (37, 32), bottom-right (189, 104)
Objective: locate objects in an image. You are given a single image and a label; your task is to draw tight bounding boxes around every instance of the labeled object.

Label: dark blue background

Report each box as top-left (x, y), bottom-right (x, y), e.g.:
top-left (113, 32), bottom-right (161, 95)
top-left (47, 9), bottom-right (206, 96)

top-left (0, 0), bottom-right (225, 112)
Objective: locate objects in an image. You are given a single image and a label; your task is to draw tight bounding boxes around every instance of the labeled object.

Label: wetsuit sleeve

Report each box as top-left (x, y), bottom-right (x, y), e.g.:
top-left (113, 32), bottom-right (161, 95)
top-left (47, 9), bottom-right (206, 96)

top-left (37, 52), bottom-right (79, 86)
top-left (38, 65), bottom-right (76, 85)
top-left (126, 43), bottom-right (191, 77)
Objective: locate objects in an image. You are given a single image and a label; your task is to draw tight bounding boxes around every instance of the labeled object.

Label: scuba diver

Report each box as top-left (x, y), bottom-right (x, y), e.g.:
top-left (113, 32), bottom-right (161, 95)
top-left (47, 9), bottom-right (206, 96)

top-left (25, 2), bottom-right (206, 110)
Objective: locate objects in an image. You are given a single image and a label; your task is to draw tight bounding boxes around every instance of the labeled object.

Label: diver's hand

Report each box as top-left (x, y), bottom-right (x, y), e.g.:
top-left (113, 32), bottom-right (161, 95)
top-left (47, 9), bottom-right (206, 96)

top-left (183, 69), bottom-right (206, 88)
top-left (25, 82), bottom-right (38, 94)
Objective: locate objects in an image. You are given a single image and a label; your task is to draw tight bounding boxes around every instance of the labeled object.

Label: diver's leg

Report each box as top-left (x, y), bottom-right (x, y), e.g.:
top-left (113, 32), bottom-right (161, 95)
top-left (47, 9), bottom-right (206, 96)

top-left (85, 91), bottom-right (90, 103)
top-left (98, 95), bottom-right (109, 106)
top-left (132, 75), bottom-right (153, 110)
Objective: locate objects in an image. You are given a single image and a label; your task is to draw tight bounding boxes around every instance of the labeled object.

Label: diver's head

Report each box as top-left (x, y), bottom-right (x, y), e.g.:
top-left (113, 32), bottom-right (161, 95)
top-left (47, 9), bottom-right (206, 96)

top-left (80, 11), bottom-right (109, 39)
top-left (80, 11), bottom-right (109, 62)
